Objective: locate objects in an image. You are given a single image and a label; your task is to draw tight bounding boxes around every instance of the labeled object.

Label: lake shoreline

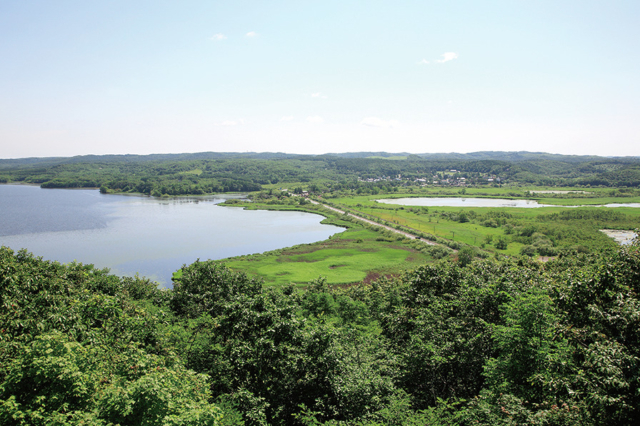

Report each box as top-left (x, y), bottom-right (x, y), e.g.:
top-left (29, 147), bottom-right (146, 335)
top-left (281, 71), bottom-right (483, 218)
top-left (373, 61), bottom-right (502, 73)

top-left (0, 185), bottom-right (342, 287)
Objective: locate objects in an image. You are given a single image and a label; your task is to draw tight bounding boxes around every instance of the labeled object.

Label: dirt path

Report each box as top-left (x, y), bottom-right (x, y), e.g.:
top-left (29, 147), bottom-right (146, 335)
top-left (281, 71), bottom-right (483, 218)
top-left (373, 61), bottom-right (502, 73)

top-left (310, 199), bottom-right (439, 246)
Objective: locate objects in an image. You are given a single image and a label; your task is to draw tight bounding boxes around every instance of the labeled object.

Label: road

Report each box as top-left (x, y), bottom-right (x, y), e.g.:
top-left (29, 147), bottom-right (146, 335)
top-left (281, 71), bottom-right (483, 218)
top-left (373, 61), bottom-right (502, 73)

top-left (308, 198), bottom-right (440, 246)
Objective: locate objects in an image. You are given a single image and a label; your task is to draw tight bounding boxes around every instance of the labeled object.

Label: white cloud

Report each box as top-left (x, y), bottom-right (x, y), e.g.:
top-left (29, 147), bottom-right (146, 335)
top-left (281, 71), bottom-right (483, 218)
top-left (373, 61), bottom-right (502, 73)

top-left (418, 59), bottom-right (430, 64)
top-left (280, 116), bottom-right (294, 121)
top-left (435, 52), bottom-right (459, 63)
top-left (360, 117), bottom-right (399, 128)
top-left (215, 120), bottom-right (243, 126)
top-left (306, 116), bottom-right (324, 123)
top-left (245, 31), bottom-right (258, 37)
top-left (311, 92), bottom-right (328, 99)
top-left (210, 33), bottom-right (227, 41)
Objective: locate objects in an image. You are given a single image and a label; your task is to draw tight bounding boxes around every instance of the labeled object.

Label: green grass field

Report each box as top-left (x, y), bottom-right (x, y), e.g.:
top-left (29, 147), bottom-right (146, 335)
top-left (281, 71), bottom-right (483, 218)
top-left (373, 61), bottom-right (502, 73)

top-left (210, 213), bottom-right (435, 286)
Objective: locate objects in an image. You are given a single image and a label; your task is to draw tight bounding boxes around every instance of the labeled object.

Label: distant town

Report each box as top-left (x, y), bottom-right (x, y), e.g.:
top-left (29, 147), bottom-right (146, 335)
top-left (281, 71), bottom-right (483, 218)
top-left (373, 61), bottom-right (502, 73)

top-left (359, 170), bottom-right (502, 187)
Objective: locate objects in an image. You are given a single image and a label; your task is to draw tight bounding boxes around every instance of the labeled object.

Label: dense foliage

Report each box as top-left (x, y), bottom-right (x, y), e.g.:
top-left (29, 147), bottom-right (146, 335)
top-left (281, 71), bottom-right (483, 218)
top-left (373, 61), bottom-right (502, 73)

top-left (2, 238), bottom-right (640, 425)
top-left (0, 248), bottom-right (225, 425)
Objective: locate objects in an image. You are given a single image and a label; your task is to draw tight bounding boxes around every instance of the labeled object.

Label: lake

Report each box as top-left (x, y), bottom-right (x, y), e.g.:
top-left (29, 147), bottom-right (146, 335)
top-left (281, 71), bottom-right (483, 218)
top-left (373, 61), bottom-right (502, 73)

top-left (0, 185), bottom-right (342, 287)
top-left (376, 197), bottom-right (640, 208)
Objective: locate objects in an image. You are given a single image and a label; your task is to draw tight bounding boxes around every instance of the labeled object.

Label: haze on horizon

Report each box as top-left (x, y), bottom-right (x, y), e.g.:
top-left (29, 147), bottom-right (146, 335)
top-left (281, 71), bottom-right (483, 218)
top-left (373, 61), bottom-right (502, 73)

top-left (1, 1), bottom-right (639, 159)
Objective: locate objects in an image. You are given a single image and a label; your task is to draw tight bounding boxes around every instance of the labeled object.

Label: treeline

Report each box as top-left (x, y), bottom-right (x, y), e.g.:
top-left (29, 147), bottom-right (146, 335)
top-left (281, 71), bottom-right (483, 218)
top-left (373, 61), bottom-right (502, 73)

top-left (2, 155), bottom-right (640, 195)
top-left (1, 150), bottom-right (622, 170)
top-left (2, 243), bottom-right (640, 425)
top-left (510, 161), bottom-right (640, 187)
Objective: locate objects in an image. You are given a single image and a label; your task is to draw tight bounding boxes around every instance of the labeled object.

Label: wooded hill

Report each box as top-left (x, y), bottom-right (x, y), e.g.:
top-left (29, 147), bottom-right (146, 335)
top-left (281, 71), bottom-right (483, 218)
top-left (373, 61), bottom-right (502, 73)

top-left (1, 151), bottom-right (640, 194)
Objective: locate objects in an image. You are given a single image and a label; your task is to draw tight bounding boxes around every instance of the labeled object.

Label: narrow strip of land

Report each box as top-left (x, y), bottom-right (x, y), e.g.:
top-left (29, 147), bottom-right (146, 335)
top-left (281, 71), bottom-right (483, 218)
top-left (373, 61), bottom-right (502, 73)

top-left (309, 198), bottom-right (439, 246)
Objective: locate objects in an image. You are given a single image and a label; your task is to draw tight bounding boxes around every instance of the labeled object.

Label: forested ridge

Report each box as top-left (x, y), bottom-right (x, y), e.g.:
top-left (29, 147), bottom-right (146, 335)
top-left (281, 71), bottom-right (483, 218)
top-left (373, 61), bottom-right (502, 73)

top-left (2, 240), bottom-right (640, 425)
top-left (2, 152), bottom-right (640, 194)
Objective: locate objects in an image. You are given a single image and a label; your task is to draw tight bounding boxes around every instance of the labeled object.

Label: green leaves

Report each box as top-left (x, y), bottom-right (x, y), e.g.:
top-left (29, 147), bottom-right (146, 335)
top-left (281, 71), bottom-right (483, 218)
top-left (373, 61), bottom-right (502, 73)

top-left (171, 261), bottom-right (262, 319)
top-left (0, 333), bottom-right (223, 426)
top-left (4, 241), bottom-right (640, 424)
top-left (0, 248), bottom-right (227, 425)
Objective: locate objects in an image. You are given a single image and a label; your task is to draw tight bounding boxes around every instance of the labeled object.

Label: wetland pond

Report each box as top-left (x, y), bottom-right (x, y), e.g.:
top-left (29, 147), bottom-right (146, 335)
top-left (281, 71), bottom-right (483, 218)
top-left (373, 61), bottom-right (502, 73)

top-left (0, 185), bottom-right (342, 287)
top-left (376, 197), bottom-right (640, 208)
top-left (600, 230), bottom-right (637, 246)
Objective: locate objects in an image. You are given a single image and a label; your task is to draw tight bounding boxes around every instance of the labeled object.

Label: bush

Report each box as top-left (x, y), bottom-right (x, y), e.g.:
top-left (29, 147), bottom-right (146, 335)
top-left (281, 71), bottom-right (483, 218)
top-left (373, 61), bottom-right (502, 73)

top-left (520, 245), bottom-right (537, 257)
top-left (503, 224), bottom-right (514, 234)
top-left (457, 247), bottom-right (475, 267)
top-left (495, 236), bottom-right (508, 250)
top-left (428, 245), bottom-right (453, 259)
top-left (483, 219), bottom-right (499, 228)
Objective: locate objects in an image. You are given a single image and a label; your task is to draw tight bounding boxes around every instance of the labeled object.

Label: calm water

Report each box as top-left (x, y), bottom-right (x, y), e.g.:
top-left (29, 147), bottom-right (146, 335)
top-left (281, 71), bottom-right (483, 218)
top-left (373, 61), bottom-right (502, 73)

top-left (0, 185), bottom-right (342, 287)
top-left (376, 198), bottom-right (554, 208)
top-left (377, 197), bottom-right (640, 208)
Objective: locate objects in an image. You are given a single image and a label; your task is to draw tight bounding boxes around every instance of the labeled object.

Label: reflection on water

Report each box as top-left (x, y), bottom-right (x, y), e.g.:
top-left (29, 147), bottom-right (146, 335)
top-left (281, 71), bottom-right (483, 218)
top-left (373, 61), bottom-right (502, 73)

top-left (0, 185), bottom-right (341, 287)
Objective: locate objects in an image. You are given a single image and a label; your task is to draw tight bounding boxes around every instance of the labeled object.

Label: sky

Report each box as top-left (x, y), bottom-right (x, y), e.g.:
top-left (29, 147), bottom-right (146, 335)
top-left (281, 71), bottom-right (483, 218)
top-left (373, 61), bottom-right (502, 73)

top-left (1, 0), bottom-right (639, 158)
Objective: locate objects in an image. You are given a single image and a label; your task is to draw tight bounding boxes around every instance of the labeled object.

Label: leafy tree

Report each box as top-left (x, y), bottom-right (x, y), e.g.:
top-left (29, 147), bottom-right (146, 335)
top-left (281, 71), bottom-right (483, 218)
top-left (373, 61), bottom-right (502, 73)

top-left (0, 333), bottom-right (223, 426)
top-left (0, 247), bottom-right (229, 425)
top-left (4, 236), bottom-right (640, 425)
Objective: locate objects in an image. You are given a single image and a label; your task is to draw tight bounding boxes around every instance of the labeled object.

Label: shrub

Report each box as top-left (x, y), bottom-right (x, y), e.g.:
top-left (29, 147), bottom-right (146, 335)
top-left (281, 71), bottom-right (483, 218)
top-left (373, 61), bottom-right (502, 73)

top-left (457, 247), bottom-right (475, 267)
top-left (428, 245), bottom-right (453, 259)
top-left (520, 245), bottom-right (537, 257)
top-left (495, 236), bottom-right (508, 250)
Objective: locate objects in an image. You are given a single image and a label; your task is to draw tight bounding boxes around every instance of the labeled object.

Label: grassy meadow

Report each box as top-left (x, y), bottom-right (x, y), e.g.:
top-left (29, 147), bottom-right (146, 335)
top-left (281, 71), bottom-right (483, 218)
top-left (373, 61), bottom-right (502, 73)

top-left (215, 220), bottom-right (434, 286)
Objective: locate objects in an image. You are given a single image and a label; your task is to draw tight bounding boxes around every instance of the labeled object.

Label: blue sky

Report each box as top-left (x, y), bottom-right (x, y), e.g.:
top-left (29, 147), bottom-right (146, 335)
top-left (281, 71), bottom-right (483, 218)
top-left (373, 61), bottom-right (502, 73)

top-left (1, 0), bottom-right (639, 158)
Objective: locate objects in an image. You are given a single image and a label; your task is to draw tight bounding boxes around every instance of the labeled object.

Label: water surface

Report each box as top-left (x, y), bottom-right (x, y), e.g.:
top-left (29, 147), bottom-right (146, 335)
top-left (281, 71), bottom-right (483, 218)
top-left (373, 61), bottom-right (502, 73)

top-left (600, 229), bottom-right (637, 246)
top-left (376, 198), bottom-right (552, 208)
top-left (0, 185), bottom-right (341, 286)
top-left (376, 197), bottom-right (640, 208)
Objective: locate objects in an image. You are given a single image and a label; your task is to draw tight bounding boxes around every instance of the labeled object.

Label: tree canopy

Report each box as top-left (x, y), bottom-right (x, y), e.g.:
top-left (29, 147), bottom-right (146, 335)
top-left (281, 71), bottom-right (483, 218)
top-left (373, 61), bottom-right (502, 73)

top-left (2, 238), bottom-right (640, 424)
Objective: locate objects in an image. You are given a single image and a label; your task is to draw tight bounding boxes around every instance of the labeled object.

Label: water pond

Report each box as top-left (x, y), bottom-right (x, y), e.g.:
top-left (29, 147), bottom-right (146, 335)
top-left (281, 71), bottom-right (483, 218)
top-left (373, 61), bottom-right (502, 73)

top-left (0, 185), bottom-right (342, 287)
top-left (376, 197), bottom-right (640, 208)
top-left (528, 190), bottom-right (591, 194)
top-left (600, 229), bottom-right (637, 246)
top-left (376, 198), bottom-right (553, 208)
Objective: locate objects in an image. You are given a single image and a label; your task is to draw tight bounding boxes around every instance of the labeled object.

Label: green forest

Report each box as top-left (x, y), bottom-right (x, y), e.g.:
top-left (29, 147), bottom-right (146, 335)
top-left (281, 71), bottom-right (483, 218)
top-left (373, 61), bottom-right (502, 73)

top-left (2, 151), bottom-right (640, 194)
top-left (2, 241), bottom-right (640, 425)
top-left (2, 151), bottom-right (640, 425)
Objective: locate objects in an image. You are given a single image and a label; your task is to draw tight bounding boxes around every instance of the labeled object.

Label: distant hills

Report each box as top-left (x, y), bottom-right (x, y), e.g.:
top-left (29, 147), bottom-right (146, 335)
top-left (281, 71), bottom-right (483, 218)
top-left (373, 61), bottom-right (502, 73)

top-left (330, 151), bottom-right (637, 163)
top-left (1, 150), bottom-right (638, 170)
top-left (0, 152), bottom-right (294, 169)
top-left (2, 150), bottom-right (640, 189)
top-left (416, 151), bottom-right (612, 163)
